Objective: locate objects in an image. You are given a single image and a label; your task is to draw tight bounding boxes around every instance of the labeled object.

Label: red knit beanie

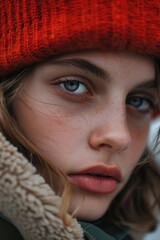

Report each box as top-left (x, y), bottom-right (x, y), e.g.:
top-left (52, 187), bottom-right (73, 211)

top-left (0, 0), bottom-right (160, 77)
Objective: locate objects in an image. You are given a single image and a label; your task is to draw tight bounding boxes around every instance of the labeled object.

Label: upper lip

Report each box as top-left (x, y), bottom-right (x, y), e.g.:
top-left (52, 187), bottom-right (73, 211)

top-left (69, 164), bottom-right (122, 182)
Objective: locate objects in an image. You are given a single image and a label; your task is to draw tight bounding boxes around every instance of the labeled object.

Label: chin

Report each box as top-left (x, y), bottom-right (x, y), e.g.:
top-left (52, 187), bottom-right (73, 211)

top-left (74, 210), bottom-right (106, 222)
top-left (68, 190), bottom-right (113, 222)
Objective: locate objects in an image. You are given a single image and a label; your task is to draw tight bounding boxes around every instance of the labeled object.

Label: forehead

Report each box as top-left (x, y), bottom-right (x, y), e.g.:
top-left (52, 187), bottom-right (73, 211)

top-left (62, 49), bottom-right (153, 63)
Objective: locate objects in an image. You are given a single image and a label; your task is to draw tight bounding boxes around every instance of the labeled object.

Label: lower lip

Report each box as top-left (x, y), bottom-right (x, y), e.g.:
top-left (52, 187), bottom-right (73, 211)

top-left (69, 175), bottom-right (118, 194)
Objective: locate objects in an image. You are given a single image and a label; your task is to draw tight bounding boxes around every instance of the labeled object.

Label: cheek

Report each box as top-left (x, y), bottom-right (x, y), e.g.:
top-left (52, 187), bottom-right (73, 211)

top-left (130, 113), bottom-right (151, 153)
top-left (131, 120), bottom-right (150, 156)
top-left (122, 122), bottom-right (150, 179)
top-left (12, 98), bottom-right (83, 165)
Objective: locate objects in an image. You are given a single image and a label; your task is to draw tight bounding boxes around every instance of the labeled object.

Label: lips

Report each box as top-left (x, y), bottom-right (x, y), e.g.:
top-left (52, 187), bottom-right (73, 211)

top-left (68, 164), bottom-right (122, 194)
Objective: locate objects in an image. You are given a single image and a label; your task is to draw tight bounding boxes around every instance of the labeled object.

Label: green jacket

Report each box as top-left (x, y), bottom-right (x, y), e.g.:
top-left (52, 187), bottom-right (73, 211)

top-left (0, 214), bottom-right (23, 240)
top-left (0, 213), bottom-right (131, 240)
top-left (79, 221), bottom-right (130, 240)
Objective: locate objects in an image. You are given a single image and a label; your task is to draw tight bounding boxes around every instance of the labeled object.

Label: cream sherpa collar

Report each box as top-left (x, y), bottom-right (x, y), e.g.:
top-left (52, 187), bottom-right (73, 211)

top-left (0, 132), bottom-right (84, 240)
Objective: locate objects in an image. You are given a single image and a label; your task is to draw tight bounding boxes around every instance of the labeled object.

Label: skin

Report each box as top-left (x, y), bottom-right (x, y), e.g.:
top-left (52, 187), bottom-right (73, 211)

top-left (12, 50), bottom-right (157, 221)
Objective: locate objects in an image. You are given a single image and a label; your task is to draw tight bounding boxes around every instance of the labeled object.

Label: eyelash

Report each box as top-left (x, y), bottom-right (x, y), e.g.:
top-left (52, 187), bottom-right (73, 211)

top-left (53, 77), bottom-right (93, 99)
top-left (126, 95), bottom-right (156, 112)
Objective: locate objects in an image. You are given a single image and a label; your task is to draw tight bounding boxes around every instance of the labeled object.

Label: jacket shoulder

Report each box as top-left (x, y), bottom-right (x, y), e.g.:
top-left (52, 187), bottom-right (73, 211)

top-left (0, 213), bottom-right (23, 240)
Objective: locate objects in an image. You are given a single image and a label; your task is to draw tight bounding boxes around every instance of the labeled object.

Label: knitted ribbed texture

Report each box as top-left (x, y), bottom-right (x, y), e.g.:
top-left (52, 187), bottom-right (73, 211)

top-left (0, 0), bottom-right (160, 77)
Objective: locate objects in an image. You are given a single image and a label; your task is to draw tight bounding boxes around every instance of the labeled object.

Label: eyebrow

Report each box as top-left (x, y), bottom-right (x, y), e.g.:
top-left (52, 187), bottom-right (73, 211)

top-left (47, 57), bottom-right (157, 89)
top-left (48, 58), bottom-right (107, 78)
top-left (134, 79), bottom-right (157, 89)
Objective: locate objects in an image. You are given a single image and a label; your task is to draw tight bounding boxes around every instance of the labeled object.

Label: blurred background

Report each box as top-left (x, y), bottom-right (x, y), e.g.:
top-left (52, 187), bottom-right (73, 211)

top-left (143, 117), bottom-right (160, 240)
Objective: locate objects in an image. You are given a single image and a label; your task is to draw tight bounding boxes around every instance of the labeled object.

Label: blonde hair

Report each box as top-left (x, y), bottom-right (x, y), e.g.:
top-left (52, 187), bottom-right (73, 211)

top-left (0, 60), bottom-right (160, 233)
top-left (0, 66), bottom-right (72, 225)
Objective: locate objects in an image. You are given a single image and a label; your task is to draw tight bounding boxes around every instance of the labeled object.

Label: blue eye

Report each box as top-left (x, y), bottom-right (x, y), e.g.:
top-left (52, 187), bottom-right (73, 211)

top-left (126, 96), bottom-right (153, 111)
top-left (59, 80), bottom-right (87, 94)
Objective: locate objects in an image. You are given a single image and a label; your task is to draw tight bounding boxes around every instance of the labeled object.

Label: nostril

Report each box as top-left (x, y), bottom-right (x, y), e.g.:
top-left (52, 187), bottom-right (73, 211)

top-left (99, 143), bottom-right (112, 149)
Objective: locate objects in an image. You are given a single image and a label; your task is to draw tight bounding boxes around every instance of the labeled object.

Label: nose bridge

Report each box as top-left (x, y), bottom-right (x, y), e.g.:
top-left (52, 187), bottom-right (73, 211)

top-left (108, 102), bottom-right (127, 129)
top-left (89, 99), bottom-right (131, 152)
top-left (102, 100), bottom-right (128, 134)
top-left (96, 95), bottom-right (127, 126)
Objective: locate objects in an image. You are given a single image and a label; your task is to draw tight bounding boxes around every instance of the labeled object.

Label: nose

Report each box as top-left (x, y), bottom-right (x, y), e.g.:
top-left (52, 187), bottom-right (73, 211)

top-left (88, 108), bottom-right (131, 153)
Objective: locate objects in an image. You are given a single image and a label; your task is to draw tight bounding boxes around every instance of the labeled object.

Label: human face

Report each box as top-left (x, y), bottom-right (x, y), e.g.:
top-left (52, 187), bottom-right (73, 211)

top-left (12, 51), bottom-right (157, 221)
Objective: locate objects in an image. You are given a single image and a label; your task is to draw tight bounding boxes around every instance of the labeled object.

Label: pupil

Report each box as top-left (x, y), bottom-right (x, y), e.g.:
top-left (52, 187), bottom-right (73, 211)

top-left (130, 97), bottom-right (142, 107)
top-left (64, 81), bottom-right (79, 92)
